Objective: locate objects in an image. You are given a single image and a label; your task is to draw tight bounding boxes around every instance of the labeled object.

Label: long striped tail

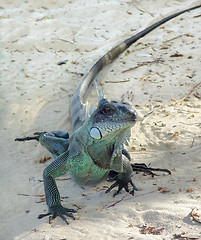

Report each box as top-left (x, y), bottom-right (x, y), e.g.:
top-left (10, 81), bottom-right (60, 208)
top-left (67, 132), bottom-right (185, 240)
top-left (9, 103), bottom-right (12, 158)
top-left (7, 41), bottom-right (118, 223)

top-left (70, 4), bottom-right (201, 132)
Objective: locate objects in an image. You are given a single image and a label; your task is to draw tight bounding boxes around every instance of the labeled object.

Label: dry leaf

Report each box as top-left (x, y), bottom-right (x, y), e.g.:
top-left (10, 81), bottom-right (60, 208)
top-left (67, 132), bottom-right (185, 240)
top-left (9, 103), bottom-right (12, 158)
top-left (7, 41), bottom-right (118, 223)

top-left (193, 14), bottom-right (201, 18)
top-left (190, 208), bottom-right (201, 224)
top-left (161, 188), bottom-right (170, 194)
top-left (186, 188), bottom-right (193, 193)
top-left (39, 156), bottom-right (51, 163)
top-left (170, 53), bottom-right (183, 57)
top-left (172, 132), bottom-right (179, 137)
top-left (24, 74), bottom-right (29, 78)
top-left (158, 187), bottom-right (170, 193)
top-left (33, 194), bottom-right (45, 197)
top-left (192, 212), bottom-right (199, 217)
top-left (140, 225), bottom-right (164, 235)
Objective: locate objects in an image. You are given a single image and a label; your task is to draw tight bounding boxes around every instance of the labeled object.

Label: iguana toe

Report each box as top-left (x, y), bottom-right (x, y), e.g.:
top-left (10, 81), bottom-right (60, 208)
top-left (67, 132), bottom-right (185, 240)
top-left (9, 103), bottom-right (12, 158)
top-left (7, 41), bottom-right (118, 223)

top-left (106, 179), bottom-right (138, 197)
top-left (38, 205), bottom-right (76, 225)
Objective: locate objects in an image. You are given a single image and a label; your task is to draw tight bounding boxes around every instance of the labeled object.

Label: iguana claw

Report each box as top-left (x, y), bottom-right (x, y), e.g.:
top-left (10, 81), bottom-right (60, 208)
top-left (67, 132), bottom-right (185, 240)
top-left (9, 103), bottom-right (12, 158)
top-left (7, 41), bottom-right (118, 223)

top-left (106, 179), bottom-right (138, 197)
top-left (131, 163), bottom-right (171, 177)
top-left (38, 205), bottom-right (76, 225)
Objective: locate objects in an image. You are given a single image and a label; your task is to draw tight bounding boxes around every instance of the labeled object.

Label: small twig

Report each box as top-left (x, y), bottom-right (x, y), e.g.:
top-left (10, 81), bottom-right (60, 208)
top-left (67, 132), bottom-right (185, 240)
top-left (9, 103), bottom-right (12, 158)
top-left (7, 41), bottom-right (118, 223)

top-left (18, 193), bottom-right (45, 203)
top-left (57, 37), bottom-right (74, 44)
top-left (190, 138), bottom-right (195, 148)
top-left (72, 204), bottom-right (82, 210)
top-left (122, 58), bottom-right (164, 73)
top-left (141, 105), bottom-right (161, 124)
top-left (190, 208), bottom-right (201, 224)
top-left (132, 2), bottom-right (154, 17)
top-left (181, 81), bottom-right (201, 101)
top-left (35, 199), bottom-right (45, 203)
top-left (36, 16), bottom-right (48, 22)
top-left (193, 14), bottom-right (201, 18)
top-left (165, 33), bottom-right (193, 44)
top-left (76, 206), bottom-right (90, 220)
top-left (57, 177), bottom-right (71, 181)
top-left (18, 193), bottom-right (45, 197)
top-left (173, 234), bottom-right (199, 240)
top-left (18, 193), bottom-right (30, 197)
top-left (106, 191), bottom-right (132, 208)
top-left (33, 45), bottom-right (44, 53)
top-left (164, 34), bottom-right (184, 43)
top-left (141, 110), bottom-right (155, 124)
top-left (171, 81), bottom-right (201, 105)
top-left (105, 80), bottom-right (130, 83)
top-left (105, 190), bottom-right (159, 209)
top-left (38, 177), bottom-right (71, 182)
top-left (102, 190), bottom-right (159, 210)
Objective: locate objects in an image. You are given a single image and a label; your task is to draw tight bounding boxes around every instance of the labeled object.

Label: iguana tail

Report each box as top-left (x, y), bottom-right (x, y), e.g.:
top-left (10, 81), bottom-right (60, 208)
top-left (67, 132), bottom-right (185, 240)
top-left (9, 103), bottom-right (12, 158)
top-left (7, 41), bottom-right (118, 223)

top-left (70, 4), bottom-right (201, 132)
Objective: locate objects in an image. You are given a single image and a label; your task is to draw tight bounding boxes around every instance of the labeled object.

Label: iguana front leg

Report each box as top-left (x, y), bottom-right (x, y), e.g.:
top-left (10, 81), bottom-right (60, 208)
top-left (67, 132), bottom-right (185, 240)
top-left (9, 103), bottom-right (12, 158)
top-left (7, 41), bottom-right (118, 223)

top-left (106, 158), bottom-right (138, 197)
top-left (38, 151), bottom-right (76, 224)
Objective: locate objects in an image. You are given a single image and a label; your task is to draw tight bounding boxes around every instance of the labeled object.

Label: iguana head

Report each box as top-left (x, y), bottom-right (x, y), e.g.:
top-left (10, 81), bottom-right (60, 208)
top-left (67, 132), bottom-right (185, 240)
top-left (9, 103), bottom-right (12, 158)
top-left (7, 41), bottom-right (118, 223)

top-left (89, 98), bottom-right (137, 141)
top-left (85, 98), bottom-right (137, 172)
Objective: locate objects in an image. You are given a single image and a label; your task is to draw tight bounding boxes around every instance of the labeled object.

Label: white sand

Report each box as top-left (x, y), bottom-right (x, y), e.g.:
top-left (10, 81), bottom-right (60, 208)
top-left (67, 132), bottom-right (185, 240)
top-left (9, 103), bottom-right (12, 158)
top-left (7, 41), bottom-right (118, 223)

top-left (1, 0), bottom-right (201, 239)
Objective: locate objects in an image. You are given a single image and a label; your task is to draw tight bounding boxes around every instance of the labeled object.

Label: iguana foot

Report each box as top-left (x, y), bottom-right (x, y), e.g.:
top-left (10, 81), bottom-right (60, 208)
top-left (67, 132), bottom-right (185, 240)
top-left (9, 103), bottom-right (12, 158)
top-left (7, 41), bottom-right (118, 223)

top-left (15, 135), bottom-right (40, 142)
top-left (38, 205), bottom-right (76, 225)
top-left (106, 179), bottom-right (138, 197)
top-left (131, 163), bottom-right (171, 177)
top-left (15, 132), bottom-right (47, 142)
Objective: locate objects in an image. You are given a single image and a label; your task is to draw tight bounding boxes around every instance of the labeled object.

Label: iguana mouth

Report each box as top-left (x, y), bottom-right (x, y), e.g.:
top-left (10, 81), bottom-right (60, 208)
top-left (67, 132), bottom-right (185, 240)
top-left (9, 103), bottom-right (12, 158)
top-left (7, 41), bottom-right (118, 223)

top-left (111, 110), bottom-right (137, 123)
top-left (101, 111), bottom-right (137, 124)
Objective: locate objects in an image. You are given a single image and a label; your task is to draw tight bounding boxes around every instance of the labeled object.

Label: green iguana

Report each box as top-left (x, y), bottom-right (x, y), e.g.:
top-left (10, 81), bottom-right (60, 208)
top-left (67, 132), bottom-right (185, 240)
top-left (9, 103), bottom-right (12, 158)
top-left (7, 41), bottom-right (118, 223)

top-left (16, 5), bottom-right (201, 224)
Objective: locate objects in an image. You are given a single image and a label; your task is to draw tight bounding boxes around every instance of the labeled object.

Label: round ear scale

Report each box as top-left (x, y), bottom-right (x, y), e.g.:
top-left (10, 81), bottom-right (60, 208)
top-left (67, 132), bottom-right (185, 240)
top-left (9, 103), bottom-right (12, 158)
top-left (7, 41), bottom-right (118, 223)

top-left (90, 127), bottom-right (102, 140)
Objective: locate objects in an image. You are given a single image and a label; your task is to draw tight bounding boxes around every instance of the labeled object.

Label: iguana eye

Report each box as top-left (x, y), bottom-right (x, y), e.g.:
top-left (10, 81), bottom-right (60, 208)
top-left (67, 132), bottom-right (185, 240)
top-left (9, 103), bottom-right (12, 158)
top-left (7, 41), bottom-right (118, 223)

top-left (101, 106), bottom-right (114, 115)
top-left (90, 127), bottom-right (102, 139)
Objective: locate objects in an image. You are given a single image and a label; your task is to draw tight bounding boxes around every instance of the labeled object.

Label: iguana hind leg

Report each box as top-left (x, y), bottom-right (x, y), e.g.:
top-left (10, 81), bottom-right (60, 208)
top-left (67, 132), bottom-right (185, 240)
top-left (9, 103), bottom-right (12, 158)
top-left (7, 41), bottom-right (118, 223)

top-left (131, 163), bottom-right (171, 177)
top-left (15, 131), bottom-right (69, 157)
top-left (15, 135), bottom-right (41, 141)
top-left (37, 131), bottom-right (69, 157)
top-left (121, 150), bottom-right (171, 176)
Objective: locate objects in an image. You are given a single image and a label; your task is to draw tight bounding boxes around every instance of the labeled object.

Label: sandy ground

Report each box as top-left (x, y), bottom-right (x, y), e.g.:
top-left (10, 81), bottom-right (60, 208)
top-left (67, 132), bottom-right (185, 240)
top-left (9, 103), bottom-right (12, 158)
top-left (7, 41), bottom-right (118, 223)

top-left (1, 0), bottom-right (201, 239)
